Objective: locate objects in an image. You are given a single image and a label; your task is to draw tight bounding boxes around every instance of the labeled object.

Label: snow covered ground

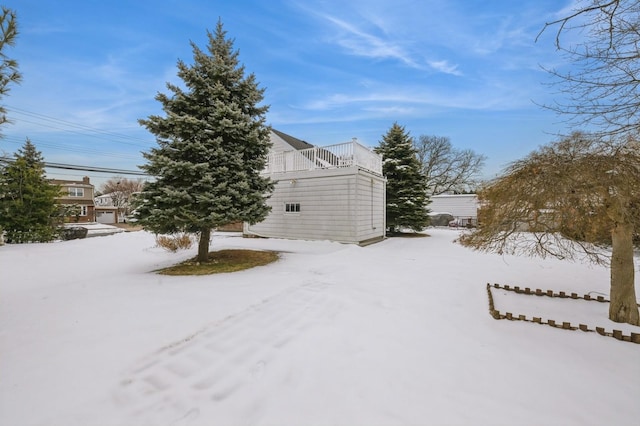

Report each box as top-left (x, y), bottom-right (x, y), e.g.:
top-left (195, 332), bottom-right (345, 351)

top-left (1, 228), bottom-right (638, 426)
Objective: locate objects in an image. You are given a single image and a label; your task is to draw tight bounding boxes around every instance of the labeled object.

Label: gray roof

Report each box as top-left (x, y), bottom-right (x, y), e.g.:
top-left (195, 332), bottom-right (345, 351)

top-left (272, 129), bottom-right (315, 151)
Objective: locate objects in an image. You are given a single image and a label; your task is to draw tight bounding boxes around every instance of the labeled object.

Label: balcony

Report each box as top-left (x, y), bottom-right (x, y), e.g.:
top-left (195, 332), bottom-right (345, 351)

top-left (265, 140), bottom-right (382, 175)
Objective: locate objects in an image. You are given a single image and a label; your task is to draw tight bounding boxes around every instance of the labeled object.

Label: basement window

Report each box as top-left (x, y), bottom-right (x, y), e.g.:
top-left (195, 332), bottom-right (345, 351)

top-left (284, 202), bottom-right (301, 213)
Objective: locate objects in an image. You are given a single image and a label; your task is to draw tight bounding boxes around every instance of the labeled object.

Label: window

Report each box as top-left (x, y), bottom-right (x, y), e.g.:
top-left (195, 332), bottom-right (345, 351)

top-left (284, 202), bottom-right (300, 213)
top-left (68, 187), bottom-right (84, 197)
top-left (63, 204), bottom-right (88, 217)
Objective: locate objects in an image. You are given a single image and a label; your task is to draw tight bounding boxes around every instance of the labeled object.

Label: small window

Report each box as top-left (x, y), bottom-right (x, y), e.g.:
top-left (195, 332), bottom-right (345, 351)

top-left (68, 187), bottom-right (84, 197)
top-left (284, 202), bottom-right (300, 213)
top-left (79, 205), bottom-right (88, 216)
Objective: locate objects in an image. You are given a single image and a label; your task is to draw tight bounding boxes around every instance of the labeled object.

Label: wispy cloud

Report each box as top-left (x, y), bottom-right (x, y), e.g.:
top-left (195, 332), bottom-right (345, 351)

top-left (362, 105), bottom-right (416, 115)
top-left (427, 60), bottom-right (462, 76)
top-left (320, 13), bottom-right (420, 68)
top-left (298, 81), bottom-right (534, 116)
top-left (22, 24), bottom-right (70, 36)
top-left (300, 7), bottom-right (465, 77)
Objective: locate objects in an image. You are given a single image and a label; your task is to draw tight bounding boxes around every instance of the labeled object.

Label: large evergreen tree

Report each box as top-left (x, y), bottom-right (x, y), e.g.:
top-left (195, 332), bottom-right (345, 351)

top-left (0, 139), bottom-right (61, 243)
top-left (375, 123), bottom-right (430, 233)
top-left (137, 21), bottom-right (273, 262)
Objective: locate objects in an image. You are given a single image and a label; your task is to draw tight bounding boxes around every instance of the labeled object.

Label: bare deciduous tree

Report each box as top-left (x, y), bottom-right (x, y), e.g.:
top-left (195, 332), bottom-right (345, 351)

top-left (460, 132), bottom-right (639, 325)
top-left (414, 135), bottom-right (485, 195)
top-left (537, 0), bottom-right (640, 138)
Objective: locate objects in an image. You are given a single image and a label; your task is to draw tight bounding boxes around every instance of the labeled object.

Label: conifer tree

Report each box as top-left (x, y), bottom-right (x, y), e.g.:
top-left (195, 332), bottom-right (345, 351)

top-left (375, 123), bottom-right (430, 233)
top-left (0, 139), bottom-right (61, 242)
top-left (0, 6), bottom-right (21, 130)
top-left (137, 21), bottom-right (273, 262)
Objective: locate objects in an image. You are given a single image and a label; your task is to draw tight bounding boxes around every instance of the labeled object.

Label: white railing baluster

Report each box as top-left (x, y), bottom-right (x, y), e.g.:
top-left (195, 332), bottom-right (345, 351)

top-left (264, 140), bottom-right (382, 175)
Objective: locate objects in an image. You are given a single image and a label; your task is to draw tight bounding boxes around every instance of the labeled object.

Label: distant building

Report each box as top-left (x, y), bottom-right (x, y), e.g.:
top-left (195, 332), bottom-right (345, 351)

top-left (50, 176), bottom-right (96, 223)
top-left (429, 194), bottom-right (478, 227)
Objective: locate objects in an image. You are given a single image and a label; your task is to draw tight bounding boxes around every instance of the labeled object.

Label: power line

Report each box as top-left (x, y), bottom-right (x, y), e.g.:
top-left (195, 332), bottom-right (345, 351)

top-left (45, 170), bottom-right (133, 181)
top-left (0, 157), bottom-right (149, 176)
top-left (6, 106), bottom-right (154, 148)
top-left (1, 136), bottom-right (142, 160)
top-left (45, 162), bottom-right (149, 176)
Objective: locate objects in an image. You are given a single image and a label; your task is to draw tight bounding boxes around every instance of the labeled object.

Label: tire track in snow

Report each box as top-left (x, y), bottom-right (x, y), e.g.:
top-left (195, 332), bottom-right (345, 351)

top-left (114, 279), bottom-right (341, 424)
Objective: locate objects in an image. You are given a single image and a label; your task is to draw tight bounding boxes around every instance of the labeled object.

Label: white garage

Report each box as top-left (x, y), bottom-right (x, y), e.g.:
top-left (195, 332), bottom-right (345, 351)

top-left (96, 209), bottom-right (117, 224)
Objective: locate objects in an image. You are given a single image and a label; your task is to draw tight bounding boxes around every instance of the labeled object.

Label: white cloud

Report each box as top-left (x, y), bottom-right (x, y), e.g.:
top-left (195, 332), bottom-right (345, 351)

top-left (307, 77), bottom-right (540, 110)
top-left (428, 60), bottom-right (462, 76)
top-left (302, 8), bottom-right (468, 77)
top-left (320, 13), bottom-right (420, 68)
top-left (362, 105), bottom-right (415, 115)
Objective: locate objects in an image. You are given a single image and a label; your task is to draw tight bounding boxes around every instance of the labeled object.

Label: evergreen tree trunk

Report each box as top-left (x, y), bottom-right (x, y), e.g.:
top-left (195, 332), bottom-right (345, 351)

top-left (609, 222), bottom-right (639, 325)
top-left (197, 227), bottom-right (211, 263)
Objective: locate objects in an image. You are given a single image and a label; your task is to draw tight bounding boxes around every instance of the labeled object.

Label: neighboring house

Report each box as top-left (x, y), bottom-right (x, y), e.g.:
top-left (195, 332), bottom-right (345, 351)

top-left (50, 177), bottom-right (96, 223)
top-left (244, 130), bottom-right (386, 245)
top-left (95, 191), bottom-right (141, 224)
top-left (429, 194), bottom-right (479, 227)
top-left (94, 193), bottom-right (122, 224)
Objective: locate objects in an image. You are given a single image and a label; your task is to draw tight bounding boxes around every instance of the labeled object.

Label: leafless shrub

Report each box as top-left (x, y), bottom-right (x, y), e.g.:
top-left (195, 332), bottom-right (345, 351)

top-left (156, 233), bottom-right (193, 252)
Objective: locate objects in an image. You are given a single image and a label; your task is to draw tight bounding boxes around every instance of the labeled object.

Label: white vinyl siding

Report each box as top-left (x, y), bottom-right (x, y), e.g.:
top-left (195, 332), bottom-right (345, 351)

top-left (429, 194), bottom-right (479, 219)
top-left (355, 173), bottom-right (386, 241)
top-left (246, 166), bottom-right (385, 244)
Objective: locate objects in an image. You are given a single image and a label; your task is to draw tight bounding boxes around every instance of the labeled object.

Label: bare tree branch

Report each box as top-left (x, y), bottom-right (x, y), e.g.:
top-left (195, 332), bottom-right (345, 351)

top-left (414, 135), bottom-right (486, 195)
top-left (537, 0), bottom-right (640, 138)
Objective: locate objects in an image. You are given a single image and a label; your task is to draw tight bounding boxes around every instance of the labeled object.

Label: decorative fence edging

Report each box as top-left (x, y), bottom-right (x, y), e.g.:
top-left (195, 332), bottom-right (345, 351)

top-left (486, 283), bottom-right (640, 344)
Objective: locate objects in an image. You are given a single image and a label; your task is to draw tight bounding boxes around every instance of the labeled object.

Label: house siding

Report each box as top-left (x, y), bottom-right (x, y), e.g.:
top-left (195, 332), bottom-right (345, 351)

top-left (354, 172), bottom-right (385, 242)
top-left (429, 194), bottom-right (479, 221)
top-left (245, 166), bottom-right (385, 244)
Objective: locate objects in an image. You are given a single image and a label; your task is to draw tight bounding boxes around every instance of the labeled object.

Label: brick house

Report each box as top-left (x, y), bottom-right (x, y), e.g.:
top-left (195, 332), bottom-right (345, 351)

top-left (50, 176), bottom-right (96, 223)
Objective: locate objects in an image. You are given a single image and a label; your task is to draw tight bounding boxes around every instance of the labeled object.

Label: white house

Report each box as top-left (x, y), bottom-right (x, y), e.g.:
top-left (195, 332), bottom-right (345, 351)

top-left (244, 130), bottom-right (386, 245)
top-left (95, 192), bottom-right (134, 224)
top-left (429, 194), bottom-right (479, 227)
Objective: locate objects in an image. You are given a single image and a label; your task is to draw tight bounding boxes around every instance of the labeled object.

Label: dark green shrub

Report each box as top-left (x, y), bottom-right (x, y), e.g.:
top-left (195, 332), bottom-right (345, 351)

top-left (59, 227), bottom-right (88, 241)
top-left (4, 227), bottom-right (59, 243)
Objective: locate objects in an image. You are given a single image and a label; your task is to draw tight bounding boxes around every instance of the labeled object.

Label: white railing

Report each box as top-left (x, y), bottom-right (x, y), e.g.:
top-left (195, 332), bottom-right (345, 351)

top-left (265, 140), bottom-right (382, 175)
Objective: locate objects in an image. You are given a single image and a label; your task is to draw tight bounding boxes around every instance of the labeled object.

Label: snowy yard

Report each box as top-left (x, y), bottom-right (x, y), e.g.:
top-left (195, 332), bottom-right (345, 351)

top-left (1, 228), bottom-right (638, 425)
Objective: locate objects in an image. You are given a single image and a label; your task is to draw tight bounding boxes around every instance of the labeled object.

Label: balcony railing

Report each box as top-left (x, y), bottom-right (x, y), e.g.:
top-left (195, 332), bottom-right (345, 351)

top-left (265, 140), bottom-right (382, 175)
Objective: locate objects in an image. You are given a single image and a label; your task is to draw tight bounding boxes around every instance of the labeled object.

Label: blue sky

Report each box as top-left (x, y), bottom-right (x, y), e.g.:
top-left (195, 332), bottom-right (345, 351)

top-left (1, 0), bottom-right (581, 187)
